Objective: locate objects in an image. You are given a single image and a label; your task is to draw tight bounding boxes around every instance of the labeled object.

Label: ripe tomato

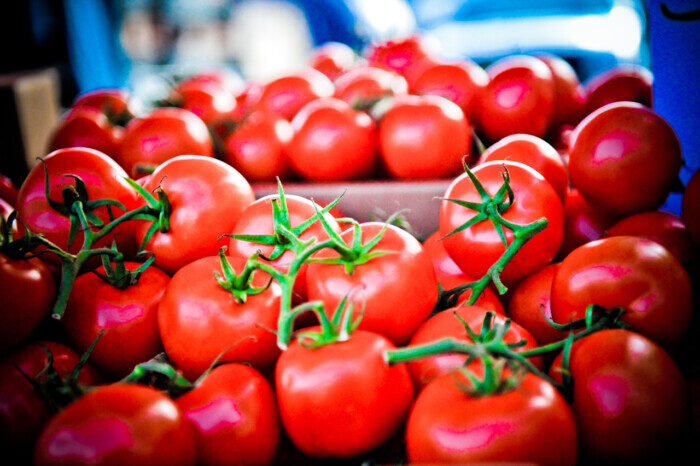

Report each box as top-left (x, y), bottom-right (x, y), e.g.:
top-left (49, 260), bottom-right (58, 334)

top-left (333, 66), bottom-right (408, 107)
top-left (550, 329), bottom-right (687, 463)
top-left (172, 79), bottom-right (236, 125)
top-left (406, 371), bottom-right (577, 465)
top-left (117, 108), bottom-right (213, 178)
top-left (306, 222), bottom-right (438, 345)
top-left (48, 108), bottom-right (122, 158)
top-left (252, 69), bottom-right (334, 121)
top-left (682, 168), bottom-right (700, 246)
top-left (568, 102), bottom-right (681, 216)
top-left (34, 384), bottom-right (195, 465)
top-left (276, 329), bottom-right (414, 458)
top-left (558, 187), bottom-right (619, 258)
top-left (181, 69), bottom-right (246, 95)
top-left (475, 55), bottom-right (554, 141)
top-left (535, 53), bottom-right (584, 129)
top-left (176, 364), bottom-right (280, 465)
top-left (310, 42), bottom-right (357, 80)
top-left (583, 64), bottom-right (653, 115)
top-left (440, 161), bottom-right (564, 284)
top-left (365, 35), bottom-right (433, 77)
top-left (478, 134), bottom-right (568, 203)
top-left (0, 174), bottom-right (18, 205)
top-left (379, 94), bottom-right (470, 179)
top-left (551, 236), bottom-right (693, 347)
top-left (286, 98), bottom-right (376, 181)
top-left (72, 88), bottom-right (138, 120)
top-left (135, 156), bottom-right (254, 274)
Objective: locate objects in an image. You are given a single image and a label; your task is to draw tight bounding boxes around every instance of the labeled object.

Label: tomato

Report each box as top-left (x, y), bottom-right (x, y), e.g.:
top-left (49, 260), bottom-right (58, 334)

top-left (222, 110), bottom-right (293, 181)
top-left (406, 371), bottom-right (577, 465)
top-left (172, 79), bottom-right (236, 125)
top-left (551, 236), bottom-right (693, 347)
top-left (48, 108), bottom-right (122, 158)
top-left (682, 168), bottom-right (700, 246)
top-left (117, 108), bottom-right (213, 178)
top-left (181, 69), bottom-right (246, 95)
top-left (568, 102), bottom-right (682, 216)
top-left (1, 197), bottom-right (14, 222)
top-left (0, 175), bottom-right (18, 205)
top-left (252, 69), bottom-right (334, 121)
top-left (310, 42), bottom-right (357, 80)
top-left (333, 66), bottom-right (408, 107)
top-left (407, 305), bottom-right (540, 391)
top-left (286, 98), bottom-right (376, 181)
top-left (410, 59), bottom-right (488, 120)
top-left (379, 94), bottom-right (471, 179)
top-left (176, 364), bottom-right (280, 465)
top-left (135, 155), bottom-right (254, 275)
top-left (365, 35), bottom-right (433, 77)
top-left (550, 329), bottom-right (687, 463)
top-left (34, 384), bottom-right (195, 465)
top-left (440, 160), bottom-right (564, 284)
top-left (0, 341), bottom-right (100, 460)
top-left (583, 64), bottom-right (652, 115)
top-left (62, 262), bottom-right (169, 379)
top-left (276, 329), bottom-right (414, 458)
top-left (478, 134), bottom-right (568, 203)
top-left (306, 222), bottom-right (438, 345)
top-left (558, 187), bottom-right (619, 258)
top-left (475, 55), bottom-right (555, 142)
top-left (535, 53), bottom-right (584, 129)
top-left (72, 88), bottom-right (138, 120)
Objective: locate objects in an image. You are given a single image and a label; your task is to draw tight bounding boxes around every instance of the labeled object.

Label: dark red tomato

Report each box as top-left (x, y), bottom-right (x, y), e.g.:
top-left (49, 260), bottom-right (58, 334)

top-left (135, 156), bottom-right (253, 274)
top-left (535, 53), bottom-right (584, 129)
top-left (309, 42), bottom-right (357, 80)
top-left (172, 79), bottom-right (237, 125)
top-left (682, 168), bottom-right (700, 246)
top-left (0, 342), bottom-right (100, 458)
top-left (584, 64), bottom-right (653, 115)
top-left (253, 69), bottom-right (334, 121)
top-left (34, 384), bottom-right (195, 465)
top-left (476, 55), bottom-right (555, 142)
top-left (558, 187), bottom-right (619, 258)
top-left (62, 262), bottom-right (169, 379)
top-left (550, 329), bottom-right (687, 463)
top-left (0, 174), bottom-right (18, 205)
top-left (16, 147), bottom-right (140, 258)
top-left (569, 102), bottom-right (682, 216)
top-left (333, 66), bottom-right (408, 107)
top-left (551, 236), bottom-right (693, 347)
top-left (48, 107), bottom-right (122, 158)
top-left (158, 255), bottom-right (280, 380)
top-left (507, 263), bottom-right (564, 345)
top-left (440, 160), bottom-right (564, 284)
top-left (407, 305), bottom-right (540, 391)
top-left (379, 94), bottom-right (470, 179)
top-left (478, 134), bottom-right (568, 203)
top-left (276, 329), bottom-right (414, 458)
top-left (117, 107), bottom-right (213, 178)
top-left (222, 110), bottom-right (293, 181)
top-left (306, 223), bottom-right (438, 345)
top-left (410, 59), bottom-right (488, 120)
top-left (176, 364), bottom-right (280, 465)
top-left (365, 35), bottom-right (433, 77)
top-left (72, 88), bottom-right (137, 119)
top-left (286, 98), bottom-right (376, 181)
top-left (406, 371), bottom-right (577, 465)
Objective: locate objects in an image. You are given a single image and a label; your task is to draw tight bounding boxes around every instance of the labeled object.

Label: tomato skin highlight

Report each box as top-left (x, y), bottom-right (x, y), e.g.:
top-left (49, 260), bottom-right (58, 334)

top-left (310, 42), bottom-right (356, 81)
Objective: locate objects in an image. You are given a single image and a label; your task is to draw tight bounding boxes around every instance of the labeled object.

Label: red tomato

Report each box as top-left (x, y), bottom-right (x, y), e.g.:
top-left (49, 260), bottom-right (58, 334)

top-left (0, 175), bottom-right (18, 205)
top-left (333, 66), bottom-right (408, 107)
top-left (551, 236), bottom-right (693, 347)
top-left (117, 107), bottom-right (213, 178)
top-left (286, 98), bottom-right (376, 181)
top-left (440, 160), bottom-right (564, 284)
top-left (310, 42), bottom-right (357, 80)
top-left (181, 69), bottom-right (246, 95)
top-left (407, 305), bottom-right (540, 391)
top-left (406, 371), bottom-right (577, 465)
top-left (476, 55), bottom-right (555, 141)
top-left (252, 69), bottom-right (334, 121)
top-left (34, 384), bottom-right (195, 465)
top-left (478, 134), bottom-right (568, 203)
top-left (176, 364), bottom-right (280, 465)
top-left (48, 108), bottom-right (122, 158)
top-left (135, 156), bottom-right (254, 274)
top-left (62, 262), bottom-right (169, 379)
top-left (682, 168), bottom-right (700, 246)
top-left (72, 88), bottom-right (137, 119)
top-left (276, 329), bottom-right (414, 458)
top-left (379, 94), bottom-right (470, 179)
top-left (583, 64), bottom-right (653, 115)
top-left (535, 53), bottom-right (584, 129)
top-left (365, 35), bottom-right (433, 77)
top-left (550, 329), bottom-right (687, 463)
top-left (306, 222), bottom-right (438, 345)
top-left (172, 79), bottom-right (236, 125)
top-left (558, 187), bottom-right (619, 258)
top-left (1, 197), bottom-right (14, 222)
top-left (568, 102), bottom-right (681, 216)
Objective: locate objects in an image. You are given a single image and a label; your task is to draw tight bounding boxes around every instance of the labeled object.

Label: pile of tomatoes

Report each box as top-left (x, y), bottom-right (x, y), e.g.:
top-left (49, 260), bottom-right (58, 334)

top-left (0, 35), bottom-right (698, 465)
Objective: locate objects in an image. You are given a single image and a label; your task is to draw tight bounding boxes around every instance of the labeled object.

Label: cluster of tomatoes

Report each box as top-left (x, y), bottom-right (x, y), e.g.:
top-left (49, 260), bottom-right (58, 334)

top-left (0, 35), bottom-right (698, 465)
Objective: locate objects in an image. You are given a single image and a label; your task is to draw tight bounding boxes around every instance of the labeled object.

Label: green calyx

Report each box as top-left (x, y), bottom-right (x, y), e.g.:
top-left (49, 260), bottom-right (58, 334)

top-left (93, 242), bottom-right (155, 290)
top-left (121, 353), bottom-right (194, 398)
top-left (213, 247), bottom-right (272, 304)
top-left (289, 294), bottom-right (364, 349)
top-left (124, 177), bottom-right (173, 251)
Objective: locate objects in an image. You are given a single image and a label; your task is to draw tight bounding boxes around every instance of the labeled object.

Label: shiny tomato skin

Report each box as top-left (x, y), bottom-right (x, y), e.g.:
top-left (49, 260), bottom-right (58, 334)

top-left (682, 168), bottom-right (700, 246)
top-left (181, 69), bottom-right (246, 95)
top-left (135, 155), bottom-right (254, 275)
top-left (568, 102), bottom-right (681, 216)
top-left (62, 262), bottom-right (169, 379)
top-left (306, 222), bottom-right (438, 345)
top-left (0, 174), bottom-right (18, 205)
top-left (333, 66), bottom-right (408, 107)
top-left (551, 236), bottom-right (693, 347)
top-left (550, 329), bottom-right (687, 463)
top-left (407, 305), bottom-right (540, 391)
top-left (535, 53), bottom-right (584, 129)
top-left (34, 384), bottom-right (195, 465)
top-left (286, 98), bottom-right (377, 181)
top-left (379, 94), bottom-right (470, 179)
top-left (172, 80), bottom-right (236, 125)
top-left (476, 55), bottom-right (555, 142)
top-left (117, 107), bottom-right (213, 178)
top-left (275, 329), bottom-right (414, 458)
top-left (583, 64), bottom-right (653, 115)
top-left (558, 187), bottom-right (620, 258)
top-left (72, 88), bottom-right (136, 119)
top-left (253, 69), bottom-right (334, 121)
top-left (49, 108), bottom-right (122, 158)
top-left (406, 371), bottom-right (577, 465)
top-left (440, 160), bottom-right (564, 284)
top-left (365, 35), bottom-right (432, 77)
top-left (176, 364), bottom-right (280, 465)
top-left (478, 133), bottom-right (568, 203)
top-left (310, 42), bottom-right (356, 80)
top-left (158, 255), bottom-right (281, 380)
